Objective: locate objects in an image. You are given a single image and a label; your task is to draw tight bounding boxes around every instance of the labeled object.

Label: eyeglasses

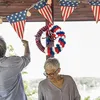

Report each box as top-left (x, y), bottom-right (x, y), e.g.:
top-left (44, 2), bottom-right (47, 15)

top-left (43, 68), bottom-right (59, 77)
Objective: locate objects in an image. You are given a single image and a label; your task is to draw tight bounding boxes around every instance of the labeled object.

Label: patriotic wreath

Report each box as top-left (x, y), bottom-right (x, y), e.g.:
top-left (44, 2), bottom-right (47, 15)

top-left (35, 24), bottom-right (66, 56)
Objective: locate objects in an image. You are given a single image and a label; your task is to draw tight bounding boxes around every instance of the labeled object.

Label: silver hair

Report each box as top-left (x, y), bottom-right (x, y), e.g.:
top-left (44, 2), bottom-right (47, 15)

top-left (0, 36), bottom-right (6, 57)
top-left (44, 57), bottom-right (60, 69)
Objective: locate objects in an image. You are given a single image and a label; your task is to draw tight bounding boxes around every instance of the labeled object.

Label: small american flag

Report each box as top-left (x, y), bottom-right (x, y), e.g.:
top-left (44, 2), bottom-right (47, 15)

top-left (6, 10), bottom-right (27, 39)
top-left (34, 0), bottom-right (53, 24)
top-left (89, 1), bottom-right (100, 23)
top-left (59, 0), bottom-right (79, 21)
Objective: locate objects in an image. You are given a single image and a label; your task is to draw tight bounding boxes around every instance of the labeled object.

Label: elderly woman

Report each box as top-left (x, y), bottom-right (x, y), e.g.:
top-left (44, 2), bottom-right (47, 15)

top-left (0, 36), bottom-right (30, 100)
top-left (38, 58), bottom-right (80, 100)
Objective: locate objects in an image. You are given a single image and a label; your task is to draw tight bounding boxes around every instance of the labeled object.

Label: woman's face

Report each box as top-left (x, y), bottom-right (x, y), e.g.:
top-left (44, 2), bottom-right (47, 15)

top-left (44, 67), bottom-right (60, 81)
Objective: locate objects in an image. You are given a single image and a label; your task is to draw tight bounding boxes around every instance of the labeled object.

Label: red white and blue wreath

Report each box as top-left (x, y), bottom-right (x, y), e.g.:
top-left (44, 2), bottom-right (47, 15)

top-left (35, 24), bottom-right (66, 56)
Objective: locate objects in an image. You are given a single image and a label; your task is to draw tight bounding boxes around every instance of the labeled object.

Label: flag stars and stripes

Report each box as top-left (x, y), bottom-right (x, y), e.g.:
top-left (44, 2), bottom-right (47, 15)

top-left (19, 15), bottom-right (21, 17)
top-left (88, 1), bottom-right (100, 23)
top-left (89, 1), bottom-right (100, 6)
top-left (10, 17), bottom-right (12, 19)
top-left (7, 11), bottom-right (26, 23)
top-left (6, 10), bottom-right (27, 39)
top-left (39, 6), bottom-right (41, 8)
top-left (16, 13), bottom-right (18, 15)
top-left (59, 0), bottom-right (79, 7)
top-left (59, 0), bottom-right (79, 21)
top-left (34, 0), bottom-right (53, 24)
top-left (34, 1), bottom-right (47, 10)
top-left (21, 17), bottom-right (23, 19)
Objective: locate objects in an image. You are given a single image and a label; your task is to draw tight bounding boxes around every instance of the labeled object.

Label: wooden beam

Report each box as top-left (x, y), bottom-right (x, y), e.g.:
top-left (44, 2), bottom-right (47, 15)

top-left (0, 0), bottom-right (95, 22)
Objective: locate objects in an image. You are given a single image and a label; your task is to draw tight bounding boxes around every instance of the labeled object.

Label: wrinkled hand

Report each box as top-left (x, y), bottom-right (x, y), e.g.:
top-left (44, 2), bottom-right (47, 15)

top-left (22, 40), bottom-right (30, 56)
top-left (22, 40), bottom-right (28, 47)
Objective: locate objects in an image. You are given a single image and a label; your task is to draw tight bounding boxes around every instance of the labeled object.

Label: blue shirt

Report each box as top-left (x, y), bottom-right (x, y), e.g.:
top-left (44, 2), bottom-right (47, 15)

top-left (0, 55), bottom-right (30, 100)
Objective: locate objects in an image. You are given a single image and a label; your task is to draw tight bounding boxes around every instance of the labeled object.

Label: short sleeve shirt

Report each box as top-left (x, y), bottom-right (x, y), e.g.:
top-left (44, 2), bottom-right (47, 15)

top-left (0, 55), bottom-right (30, 100)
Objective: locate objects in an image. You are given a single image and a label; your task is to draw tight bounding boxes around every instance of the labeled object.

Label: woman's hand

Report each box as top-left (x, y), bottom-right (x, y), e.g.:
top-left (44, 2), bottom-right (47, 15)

top-left (22, 40), bottom-right (28, 47)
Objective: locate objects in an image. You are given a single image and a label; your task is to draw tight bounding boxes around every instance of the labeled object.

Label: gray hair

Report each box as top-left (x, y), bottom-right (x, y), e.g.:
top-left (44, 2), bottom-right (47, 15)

top-left (0, 36), bottom-right (6, 58)
top-left (44, 58), bottom-right (60, 69)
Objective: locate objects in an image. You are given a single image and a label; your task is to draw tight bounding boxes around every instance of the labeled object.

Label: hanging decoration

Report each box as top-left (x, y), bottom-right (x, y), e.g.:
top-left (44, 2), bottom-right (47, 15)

top-left (34, 0), bottom-right (53, 24)
top-left (58, 0), bottom-right (79, 21)
top-left (35, 24), bottom-right (66, 56)
top-left (6, 10), bottom-right (27, 40)
top-left (47, 0), bottom-right (52, 5)
top-left (0, 17), bottom-right (3, 24)
top-left (26, 11), bottom-right (32, 17)
top-left (1, 0), bottom-right (100, 24)
top-left (88, 1), bottom-right (100, 23)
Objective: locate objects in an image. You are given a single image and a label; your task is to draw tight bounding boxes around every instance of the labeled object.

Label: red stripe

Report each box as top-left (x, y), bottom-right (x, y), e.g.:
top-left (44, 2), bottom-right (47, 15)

top-left (19, 20), bottom-right (26, 39)
top-left (61, 6), bottom-right (75, 21)
top-left (55, 47), bottom-right (59, 53)
top-left (42, 6), bottom-right (51, 21)
top-left (38, 5), bottom-right (52, 23)
top-left (61, 6), bottom-right (67, 21)
top-left (47, 48), bottom-right (51, 56)
top-left (12, 22), bottom-right (21, 38)
top-left (39, 9), bottom-right (47, 20)
top-left (66, 7), bottom-right (74, 20)
top-left (16, 22), bottom-right (22, 39)
top-left (65, 7), bottom-right (71, 20)
top-left (19, 21), bottom-right (23, 39)
top-left (45, 5), bottom-right (52, 23)
top-left (99, 6), bottom-right (100, 20)
top-left (11, 20), bottom-right (26, 39)
top-left (18, 21), bottom-right (23, 39)
top-left (91, 6), bottom-right (95, 20)
top-left (12, 23), bottom-right (17, 33)
top-left (95, 6), bottom-right (99, 22)
top-left (96, 6), bottom-right (100, 21)
top-left (58, 40), bottom-right (65, 47)
top-left (40, 6), bottom-right (51, 23)
top-left (91, 6), bottom-right (100, 22)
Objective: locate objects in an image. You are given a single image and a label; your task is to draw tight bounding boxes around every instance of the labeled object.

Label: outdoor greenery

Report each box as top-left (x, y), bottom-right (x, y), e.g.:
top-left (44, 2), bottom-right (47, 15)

top-left (22, 72), bottom-right (38, 100)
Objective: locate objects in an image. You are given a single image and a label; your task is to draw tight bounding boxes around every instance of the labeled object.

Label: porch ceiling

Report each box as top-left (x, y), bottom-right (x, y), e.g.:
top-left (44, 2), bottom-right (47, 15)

top-left (0, 0), bottom-right (95, 22)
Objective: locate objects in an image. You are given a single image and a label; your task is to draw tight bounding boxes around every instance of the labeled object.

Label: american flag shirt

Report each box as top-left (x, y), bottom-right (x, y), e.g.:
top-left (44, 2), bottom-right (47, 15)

top-left (34, 0), bottom-right (53, 24)
top-left (6, 10), bottom-right (27, 39)
top-left (88, 1), bottom-right (100, 22)
top-left (59, 0), bottom-right (79, 21)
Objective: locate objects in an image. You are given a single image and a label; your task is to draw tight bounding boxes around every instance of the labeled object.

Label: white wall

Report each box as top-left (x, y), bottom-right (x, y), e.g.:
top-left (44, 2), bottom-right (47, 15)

top-left (0, 21), bottom-right (100, 79)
